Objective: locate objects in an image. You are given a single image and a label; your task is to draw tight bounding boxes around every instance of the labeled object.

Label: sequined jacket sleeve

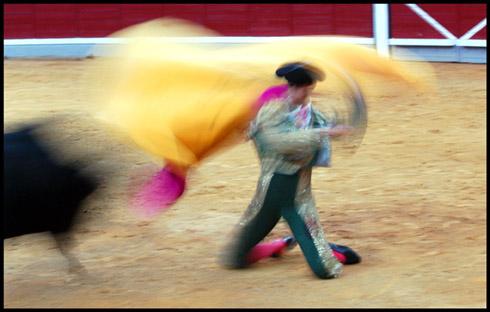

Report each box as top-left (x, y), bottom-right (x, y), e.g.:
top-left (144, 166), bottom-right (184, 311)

top-left (249, 100), bottom-right (323, 174)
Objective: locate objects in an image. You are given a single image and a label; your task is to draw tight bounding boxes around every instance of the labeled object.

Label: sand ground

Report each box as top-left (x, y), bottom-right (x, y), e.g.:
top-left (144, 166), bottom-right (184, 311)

top-left (3, 59), bottom-right (486, 308)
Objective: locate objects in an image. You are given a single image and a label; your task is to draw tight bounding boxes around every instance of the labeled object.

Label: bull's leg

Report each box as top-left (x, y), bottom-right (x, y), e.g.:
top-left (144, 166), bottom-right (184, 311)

top-left (53, 232), bottom-right (86, 274)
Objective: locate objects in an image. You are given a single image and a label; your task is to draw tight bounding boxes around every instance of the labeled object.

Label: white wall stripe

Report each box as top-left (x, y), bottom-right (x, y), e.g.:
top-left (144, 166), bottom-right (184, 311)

top-left (389, 38), bottom-right (486, 47)
top-left (405, 4), bottom-right (458, 40)
top-left (4, 38), bottom-right (124, 45)
top-left (457, 39), bottom-right (487, 47)
top-left (460, 18), bottom-right (487, 40)
top-left (6, 37), bottom-right (485, 48)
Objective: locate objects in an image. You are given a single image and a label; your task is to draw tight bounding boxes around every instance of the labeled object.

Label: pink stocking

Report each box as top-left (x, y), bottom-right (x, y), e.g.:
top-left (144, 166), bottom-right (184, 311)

top-left (245, 240), bottom-right (348, 265)
top-left (245, 239), bottom-right (288, 265)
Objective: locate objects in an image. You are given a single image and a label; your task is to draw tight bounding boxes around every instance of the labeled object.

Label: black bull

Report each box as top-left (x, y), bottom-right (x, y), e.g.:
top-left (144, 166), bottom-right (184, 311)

top-left (4, 125), bottom-right (100, 271)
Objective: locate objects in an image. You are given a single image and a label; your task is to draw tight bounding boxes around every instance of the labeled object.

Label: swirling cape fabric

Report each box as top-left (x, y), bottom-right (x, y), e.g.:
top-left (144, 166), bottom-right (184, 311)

top-left (90, 18), bottom-right (429, 169)
top-left (87, 18), bottom-right (432, 217)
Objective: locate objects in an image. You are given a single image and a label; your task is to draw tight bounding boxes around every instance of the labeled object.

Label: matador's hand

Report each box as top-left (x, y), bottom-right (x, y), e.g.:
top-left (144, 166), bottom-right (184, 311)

top-left (328, 125), bottom-right (355, 137)
top-left (315, 125), bottom-right (354, 138)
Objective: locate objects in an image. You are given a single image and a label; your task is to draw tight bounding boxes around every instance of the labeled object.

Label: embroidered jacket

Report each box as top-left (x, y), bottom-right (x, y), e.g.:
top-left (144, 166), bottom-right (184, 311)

top-left (238, 97), bottom-right (339, 271)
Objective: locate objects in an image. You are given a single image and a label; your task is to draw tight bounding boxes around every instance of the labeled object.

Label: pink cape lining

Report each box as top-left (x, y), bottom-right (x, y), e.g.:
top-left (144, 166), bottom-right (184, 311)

top-left (253, 84), bottom-right (289, 111)
top-left (131, 165), bottom-right (186, 218)
top-left (130, 85), bottom-right (288, 218)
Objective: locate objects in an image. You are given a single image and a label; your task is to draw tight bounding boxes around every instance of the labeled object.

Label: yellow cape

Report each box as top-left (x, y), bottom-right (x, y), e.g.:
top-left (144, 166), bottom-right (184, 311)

top-left (88, 18), bottom-right (433, 169)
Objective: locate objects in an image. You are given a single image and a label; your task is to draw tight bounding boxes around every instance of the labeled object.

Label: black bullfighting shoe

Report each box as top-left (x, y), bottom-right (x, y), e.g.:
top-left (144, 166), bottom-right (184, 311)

top-left (329, 242), bottom-right (362, 265)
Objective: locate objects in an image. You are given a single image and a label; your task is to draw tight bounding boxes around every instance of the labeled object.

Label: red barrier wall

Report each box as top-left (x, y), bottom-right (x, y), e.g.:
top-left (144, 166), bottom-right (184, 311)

top-left (4, 4), bottom-right (486, 40)
top-left (4, 4), bottom-right (373, 39)
top-left (390, 4), bottom-right (486, 39)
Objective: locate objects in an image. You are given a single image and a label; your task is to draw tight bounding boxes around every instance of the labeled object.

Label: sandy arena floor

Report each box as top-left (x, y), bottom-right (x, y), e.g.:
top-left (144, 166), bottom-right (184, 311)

top-left (3, 59), bottom-right (486, 308)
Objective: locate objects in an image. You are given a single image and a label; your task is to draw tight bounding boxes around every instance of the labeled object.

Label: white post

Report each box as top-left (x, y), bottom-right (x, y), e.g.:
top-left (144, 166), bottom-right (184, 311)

top-left (373, 4), bottom-right (390, 57)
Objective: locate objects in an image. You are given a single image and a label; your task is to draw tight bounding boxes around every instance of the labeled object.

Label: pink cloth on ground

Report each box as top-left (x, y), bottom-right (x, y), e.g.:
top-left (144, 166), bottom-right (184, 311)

top-left (131, 165), bottom-right (186, 218)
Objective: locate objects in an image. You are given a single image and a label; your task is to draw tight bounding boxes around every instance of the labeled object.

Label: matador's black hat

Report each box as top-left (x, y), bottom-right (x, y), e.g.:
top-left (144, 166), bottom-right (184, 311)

top-left (275, 62), bottom-right (326, 86)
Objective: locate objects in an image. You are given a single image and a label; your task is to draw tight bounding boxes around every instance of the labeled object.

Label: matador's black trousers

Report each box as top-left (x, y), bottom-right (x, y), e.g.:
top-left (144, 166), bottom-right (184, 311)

top-left (223, 172), bottom-right (341, 279)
